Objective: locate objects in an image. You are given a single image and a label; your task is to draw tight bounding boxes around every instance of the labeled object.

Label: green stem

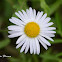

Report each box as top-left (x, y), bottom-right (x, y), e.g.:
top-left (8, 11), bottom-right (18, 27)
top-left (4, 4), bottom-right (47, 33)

top-left (0, 30), bottom-right (8, 32)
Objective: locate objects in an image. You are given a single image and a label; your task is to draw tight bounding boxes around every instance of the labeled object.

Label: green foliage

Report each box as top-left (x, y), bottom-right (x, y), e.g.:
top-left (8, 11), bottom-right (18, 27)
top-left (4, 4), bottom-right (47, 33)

top-left (0, 39), bottom-right (10, 49)
top-left (55, 12), bottom-right (62, 37)
top-left (0, 0), bottom-right (62, 62)
top-left (40, 0), bottom-right (50, 15)
top-left (9, 57), bottom-right (20, 62)
top-left (49, 39), bottom-right (62, 44)
top-left (12, 0), bottom-right (28, 17)
top-left (40, 0), bottom-right (62, 16)
top-left (40, 49), bottom-right (62, 62)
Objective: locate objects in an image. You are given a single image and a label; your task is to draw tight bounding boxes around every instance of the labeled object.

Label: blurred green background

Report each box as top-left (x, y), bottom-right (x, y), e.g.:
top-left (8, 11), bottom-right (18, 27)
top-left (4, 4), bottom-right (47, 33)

top-left (0, 0), bottom-right (62, 62)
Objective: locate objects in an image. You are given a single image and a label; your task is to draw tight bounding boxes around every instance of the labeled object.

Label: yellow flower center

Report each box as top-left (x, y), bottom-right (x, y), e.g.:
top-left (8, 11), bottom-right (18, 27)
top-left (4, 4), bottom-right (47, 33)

top-left (24, 22), bottom-right (40, 38)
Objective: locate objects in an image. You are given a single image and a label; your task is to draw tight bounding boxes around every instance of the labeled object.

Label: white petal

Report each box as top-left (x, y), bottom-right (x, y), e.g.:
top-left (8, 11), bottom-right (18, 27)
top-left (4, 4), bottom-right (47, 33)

top-left (33, 9), bottom-right (36, 19)
top-left (22, 9), bottom-right (33, 23)
top-left (8, 31), bottom-right (19, 34)
top-left (44, 22), bottom-right (54, 27)
top-left (12, 17), bottom-right (25, 25)
top-left (29, 7), bottom-right (34, 20)
top-left (36, 11), bottom-right (40, 18)
top-left (16, 38), bottom-right (26, 49)
top-left (9, 18), bottom-right (23, 26)
top-left (22, 10), bottom-right (29, 20)
top-left (35, 38), bottom-right (40, 55)
top-left (18, 11), bottom-right (25, 19)
top-left (20, 38), bottom-right (27, 53)
top-left (32, 39), bottom-right (36, 54)
top-left (46, 33), bottom-right (55, 37)
top-left (8, 25), bottom-right (24, 31)
top-left (41, 34), bottom-right (54, 41)
top-left (18, 11), bottom-right (27, 22)
top-left (38, 36), bottom-right (51, 46)
top-left (25, 38), bottom-right (30, 53)
top-left (42, 27), bottom-right (56, 31)
top-left (16, 35), bottom-right (26, 44)
top-left (15, 12), bottom-right (24, 21)
top-left (26, 9), bottom-right (30, 18)
top-left (8, 32), bottom-right (24, 38)
top-left (36, 11), bottom-right (43, 21)
top-left (42, 31), bottom-right (56, 33)
top-left (26, 9), bottom-right (33, 22)
top-left (44, 17), bottom-right (51, 23)
top-left (41, 33), bottom-right (55, 37)
top-left (37, 37), bottom-right (48, 50)
top-left (30, 39), bottom-right (33, 54)
top-left (40, 13), bottom-right (47, 22)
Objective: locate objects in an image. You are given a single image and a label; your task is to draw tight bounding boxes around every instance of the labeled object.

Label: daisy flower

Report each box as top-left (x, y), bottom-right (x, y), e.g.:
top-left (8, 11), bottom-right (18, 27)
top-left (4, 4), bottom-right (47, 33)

top-left (8, 7), bottom-right (56, 54)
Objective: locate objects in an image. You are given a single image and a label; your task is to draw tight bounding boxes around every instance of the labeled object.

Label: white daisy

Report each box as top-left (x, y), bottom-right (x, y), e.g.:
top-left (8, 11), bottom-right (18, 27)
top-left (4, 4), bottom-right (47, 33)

top-left (8, 7), bottom-right (56, 54)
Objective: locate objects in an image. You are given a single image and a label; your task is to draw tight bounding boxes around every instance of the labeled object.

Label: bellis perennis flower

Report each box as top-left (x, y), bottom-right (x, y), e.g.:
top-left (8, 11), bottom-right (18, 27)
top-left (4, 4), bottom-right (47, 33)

top-left (8, 7), bottom-right (56, 54)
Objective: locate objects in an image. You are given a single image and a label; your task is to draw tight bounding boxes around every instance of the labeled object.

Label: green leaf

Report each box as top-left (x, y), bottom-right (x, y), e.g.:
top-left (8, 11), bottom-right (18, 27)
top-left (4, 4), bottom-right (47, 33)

top-left (0, 39), bottom-right (10, 49)
top-left (59, 59), bottom-right (62, 62)
top-left (12, 0), bottom-right (28, 17)
top-left (32, 0), bottom-right (40, 10)
top-left (49, 0), bottom-right (62, 15)
top-left (8, 57), bottom-right (20, 62)
top-left (40, 0), bottom-right (50, 15)
top-left (56, 52), bottom-right (62, 57)
top-left (40, 49), bottom-right (59, 62)
top-left (41, 54), bottom-right (59, 60)
top-left (56, 30), bottom-right (62, 37)
top-left (55, 12), bottom-right (62, 31)
top-left (20, 53), bottom-right (27, 62)
top-left (40, 0), bottom-right (62, 16)
top-left (4, 0), bottom-right (13, 18)
top-left (55, 12), bottom-right (62, 37)
top-left (50, 39), bottom-right (62, 44)
top-left (32, 55), bottom-right (38, 62)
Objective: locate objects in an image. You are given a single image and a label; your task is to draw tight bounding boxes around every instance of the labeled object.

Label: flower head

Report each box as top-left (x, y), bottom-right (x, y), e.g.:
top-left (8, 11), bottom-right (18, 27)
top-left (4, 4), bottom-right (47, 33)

top-left (8, 7), bottom-right (56, 54)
